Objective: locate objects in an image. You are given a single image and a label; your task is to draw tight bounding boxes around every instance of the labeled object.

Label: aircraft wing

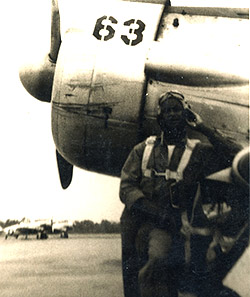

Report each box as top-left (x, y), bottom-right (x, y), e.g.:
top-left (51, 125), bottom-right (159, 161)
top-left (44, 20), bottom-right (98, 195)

top-left (52, 220), bottom-right (73, 231)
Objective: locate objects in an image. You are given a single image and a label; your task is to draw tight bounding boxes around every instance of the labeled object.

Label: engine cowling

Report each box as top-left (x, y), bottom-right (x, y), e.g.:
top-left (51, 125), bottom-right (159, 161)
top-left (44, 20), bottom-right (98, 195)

top-left (19, 0), bottom-right (60, 102)
top-left (19, 54), bottom-right (55, 102)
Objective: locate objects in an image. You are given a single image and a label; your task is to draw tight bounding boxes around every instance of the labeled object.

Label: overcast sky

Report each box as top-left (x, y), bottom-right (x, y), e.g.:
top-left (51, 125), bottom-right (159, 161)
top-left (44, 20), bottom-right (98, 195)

top-left (0, 0), bottom-right (248, 223)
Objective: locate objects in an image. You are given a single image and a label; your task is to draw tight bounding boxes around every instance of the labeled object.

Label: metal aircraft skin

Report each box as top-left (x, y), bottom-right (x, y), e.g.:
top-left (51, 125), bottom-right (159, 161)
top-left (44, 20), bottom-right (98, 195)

top-left (3, 218), bottom-right (73, 239)
top-left (19, 0), bottom-right (249, 296)
top-left (19, 0), bottom-right (249, 189)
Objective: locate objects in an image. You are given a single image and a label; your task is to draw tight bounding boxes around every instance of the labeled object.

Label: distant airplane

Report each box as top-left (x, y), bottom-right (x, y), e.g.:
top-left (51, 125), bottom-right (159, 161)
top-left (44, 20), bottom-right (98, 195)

top-left (4, 218), bottom-right (73, 239)
top-left (3, 218), bottom-right (52, 239)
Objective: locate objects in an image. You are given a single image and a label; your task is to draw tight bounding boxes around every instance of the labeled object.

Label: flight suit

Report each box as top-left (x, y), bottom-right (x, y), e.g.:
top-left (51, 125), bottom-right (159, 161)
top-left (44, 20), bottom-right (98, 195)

top-left (120, 128), bottom-right (241, 297)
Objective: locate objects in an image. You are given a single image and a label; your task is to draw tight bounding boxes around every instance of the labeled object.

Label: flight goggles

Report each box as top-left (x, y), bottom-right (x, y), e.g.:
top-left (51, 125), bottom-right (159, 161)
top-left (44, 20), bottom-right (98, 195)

top-left (158, 91), bottom-right (190, 109)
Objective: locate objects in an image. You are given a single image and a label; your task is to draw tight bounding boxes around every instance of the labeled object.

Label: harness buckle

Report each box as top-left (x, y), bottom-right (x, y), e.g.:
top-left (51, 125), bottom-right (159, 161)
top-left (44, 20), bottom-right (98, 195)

top-left (165, 169), bottom-right (180, 180)
top-left (147, 169), bottom-right (180, 181)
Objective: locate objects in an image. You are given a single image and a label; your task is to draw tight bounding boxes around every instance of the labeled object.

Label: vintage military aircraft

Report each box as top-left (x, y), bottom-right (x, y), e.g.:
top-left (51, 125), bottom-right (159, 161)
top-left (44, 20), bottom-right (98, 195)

top-left (19, 0), bottom-right (249, 296)
top-left (4, 218), bottom-right (51, 239)
top-left (19, 0), bottom-right (249, 189)
top-left (4, 218), bottom-right (74, 239)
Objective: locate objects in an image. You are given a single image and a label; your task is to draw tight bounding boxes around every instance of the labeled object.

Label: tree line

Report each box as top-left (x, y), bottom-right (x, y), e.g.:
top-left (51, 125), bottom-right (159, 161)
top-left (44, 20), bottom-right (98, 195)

top-left (73, 219), bottom-right (121, 233)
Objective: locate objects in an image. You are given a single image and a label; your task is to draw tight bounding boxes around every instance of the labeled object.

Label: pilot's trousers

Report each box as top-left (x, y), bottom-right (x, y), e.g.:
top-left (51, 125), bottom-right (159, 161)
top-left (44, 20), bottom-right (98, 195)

top-left (136, 224), bottom-right (183, 297)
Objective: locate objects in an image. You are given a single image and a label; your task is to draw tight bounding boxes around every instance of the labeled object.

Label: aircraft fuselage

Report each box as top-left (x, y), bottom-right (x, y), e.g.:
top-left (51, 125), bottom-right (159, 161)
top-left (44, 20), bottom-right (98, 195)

top-left (19, 0), bottom-right (249, 176)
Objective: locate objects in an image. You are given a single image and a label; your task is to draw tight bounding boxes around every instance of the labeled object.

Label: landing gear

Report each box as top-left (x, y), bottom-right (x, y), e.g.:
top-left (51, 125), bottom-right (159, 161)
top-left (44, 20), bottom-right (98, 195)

top-left (37, 231), bottom-right (48, 239)
top-left (60, 231), bottom-right (69, 238)
top-left (4, 233), bottom-right (19, 239)
top-left (40, 232), bottom-right (48, 239)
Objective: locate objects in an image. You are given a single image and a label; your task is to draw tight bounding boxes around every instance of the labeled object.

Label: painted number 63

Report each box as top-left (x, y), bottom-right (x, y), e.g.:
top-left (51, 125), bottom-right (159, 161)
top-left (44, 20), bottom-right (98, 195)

top-left (93, 16), bottom-right (146, 46)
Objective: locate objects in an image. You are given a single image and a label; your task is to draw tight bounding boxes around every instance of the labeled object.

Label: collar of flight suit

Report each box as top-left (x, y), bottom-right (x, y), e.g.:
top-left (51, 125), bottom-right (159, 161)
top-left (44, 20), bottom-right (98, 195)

top-left (160, 132), bottom-right (187, 148)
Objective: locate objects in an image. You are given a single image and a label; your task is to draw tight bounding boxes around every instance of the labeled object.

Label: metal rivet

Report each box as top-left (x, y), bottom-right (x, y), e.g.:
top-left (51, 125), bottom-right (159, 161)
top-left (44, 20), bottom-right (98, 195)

top-left (173, 18), bottom-right (179, 27)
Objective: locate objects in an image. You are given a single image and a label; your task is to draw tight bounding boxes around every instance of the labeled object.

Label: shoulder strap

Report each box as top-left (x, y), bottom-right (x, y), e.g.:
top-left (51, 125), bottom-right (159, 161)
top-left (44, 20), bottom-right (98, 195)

top-left (141, 136), bottom-right (157, 177)
top-left (176, 139), bottom-right (200, 181)
top-left (141, 137), bottom-right (200, 179)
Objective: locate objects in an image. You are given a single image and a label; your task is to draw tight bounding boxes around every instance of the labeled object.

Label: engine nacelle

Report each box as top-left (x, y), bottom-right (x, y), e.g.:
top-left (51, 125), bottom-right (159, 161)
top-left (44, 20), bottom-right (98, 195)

top-left (19, 0), bottom-right (60, 103)
top-left (19, 54), bottom-right (55, 102)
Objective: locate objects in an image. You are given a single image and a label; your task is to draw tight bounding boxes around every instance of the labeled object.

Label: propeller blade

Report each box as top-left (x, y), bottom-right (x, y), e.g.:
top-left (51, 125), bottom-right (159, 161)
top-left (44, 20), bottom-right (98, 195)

top-left (56, 150), bottom-right (73, 189)
top-left (206, 168), bottom-right (232, 183)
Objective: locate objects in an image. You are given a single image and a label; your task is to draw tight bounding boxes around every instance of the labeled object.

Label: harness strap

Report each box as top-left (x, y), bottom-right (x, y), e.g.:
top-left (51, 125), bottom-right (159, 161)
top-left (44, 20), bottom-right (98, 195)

top-left (142, 136), bottom-right (157, 178)
top-left (176, 139), bottom-right (200, 180)
top-left (142, 137), bottom-right (200, 182)
top-left (181, 184), bottom-right (211, 263)
top-left (181, 223), bottom-right (211, 262)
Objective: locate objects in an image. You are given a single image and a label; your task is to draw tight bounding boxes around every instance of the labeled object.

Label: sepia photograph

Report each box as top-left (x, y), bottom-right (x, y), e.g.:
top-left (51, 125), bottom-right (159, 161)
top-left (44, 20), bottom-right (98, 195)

top-left (0, 0), bottom-right (249, 296)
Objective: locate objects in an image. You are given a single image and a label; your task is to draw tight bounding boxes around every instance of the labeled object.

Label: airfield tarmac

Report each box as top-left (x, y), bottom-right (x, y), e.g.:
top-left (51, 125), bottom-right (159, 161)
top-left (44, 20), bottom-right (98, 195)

top-left (0, 233), bottom-right (249, 297)
top-left (0, 234), bottom-right (123, 297)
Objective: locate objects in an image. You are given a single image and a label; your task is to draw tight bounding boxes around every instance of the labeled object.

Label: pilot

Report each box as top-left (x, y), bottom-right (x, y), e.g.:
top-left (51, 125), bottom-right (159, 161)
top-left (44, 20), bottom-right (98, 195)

top-left (119, 91), bottom-right (242, 297)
